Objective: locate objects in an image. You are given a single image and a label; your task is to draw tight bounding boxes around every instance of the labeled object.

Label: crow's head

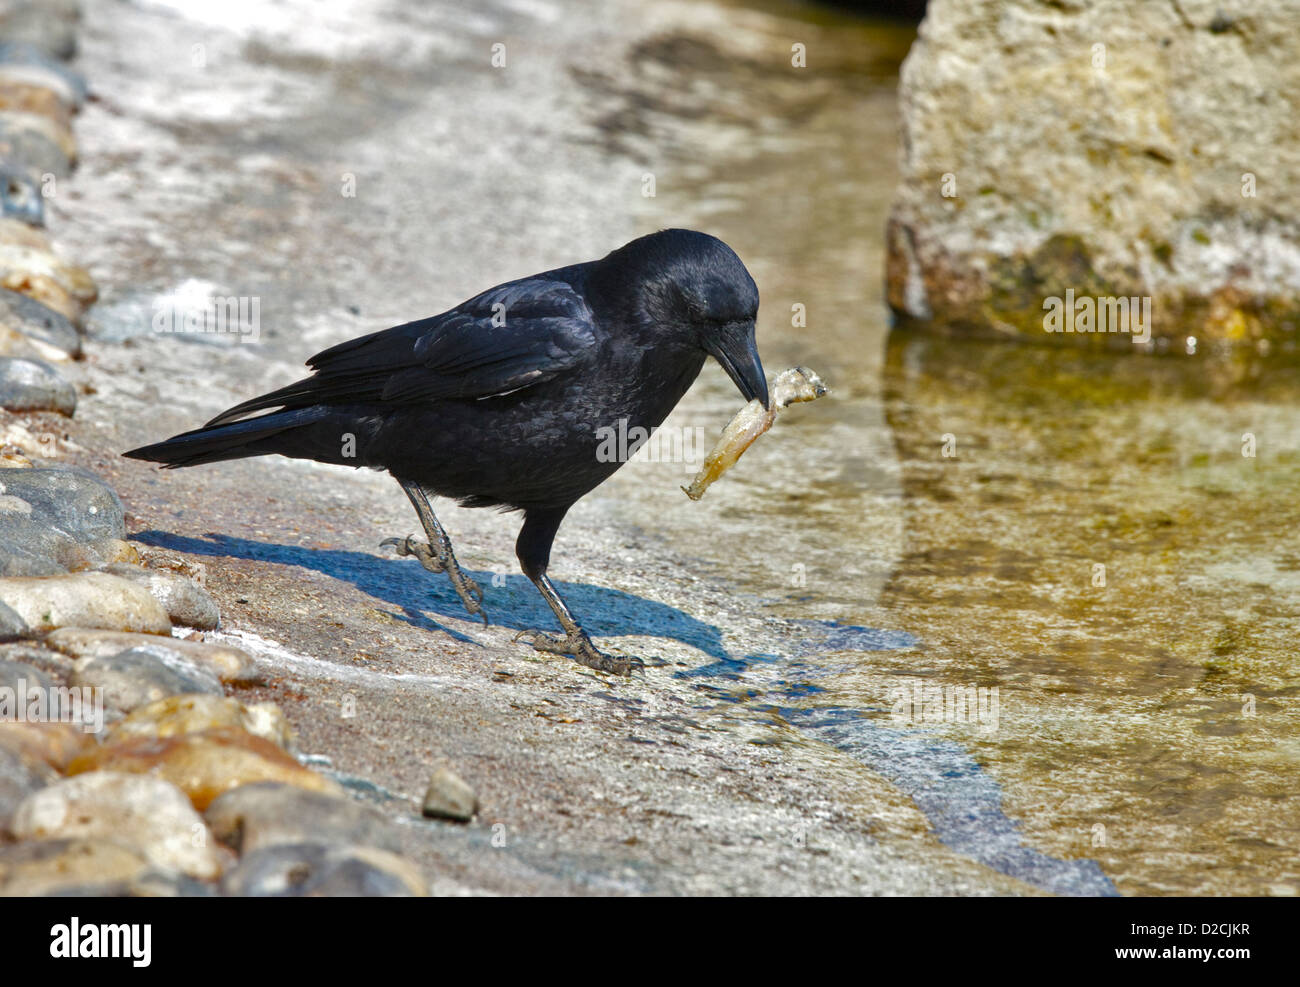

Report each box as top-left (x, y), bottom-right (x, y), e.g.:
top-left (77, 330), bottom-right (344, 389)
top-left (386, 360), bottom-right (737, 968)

top-left (613, 228), bottom-right (770, 409)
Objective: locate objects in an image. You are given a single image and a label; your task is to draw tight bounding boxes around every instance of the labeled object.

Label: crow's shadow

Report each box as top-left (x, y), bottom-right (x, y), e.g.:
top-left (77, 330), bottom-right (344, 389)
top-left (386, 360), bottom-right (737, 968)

top-left (133, 530), bottom-right (731, 660)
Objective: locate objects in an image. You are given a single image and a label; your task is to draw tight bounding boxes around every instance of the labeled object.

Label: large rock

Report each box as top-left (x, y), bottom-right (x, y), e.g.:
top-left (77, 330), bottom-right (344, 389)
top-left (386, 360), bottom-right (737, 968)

top-left (68, 647), bottom-right (222, 713)
top-left (69, 726), bottom-right (344, 810)
top-left (205, 782), bottom-right (400, 854)
top-left (0, 355), bottom-right (75, 414)
top-left (0, 838), bottom-right (152, 896)
top-left (0, 465), bottom-right (133, 575)
top-left (104, 563), bottom-right (220, 630)
top-left (220, 843), bottom-right (427, 897)
top-left (45, 627), bottom-right (258, 684)
top-left (0, 741), bottom-right (54, 832)
top-left (886, 0), bottom-right (1300, 347)
top-left (0, 467), bottom-right (125, 541)
top-left (0, 287), bottom-right (81, 360)
top-left (8, 771), bottom-right (222, 879)
top-left (105, 694), bottom-right (292, 750)
top-left (0, 571), bottom-right (172, 633)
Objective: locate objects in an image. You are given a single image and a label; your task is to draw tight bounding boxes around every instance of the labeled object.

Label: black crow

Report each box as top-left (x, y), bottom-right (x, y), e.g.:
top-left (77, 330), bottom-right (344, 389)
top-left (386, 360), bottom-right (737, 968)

top-left (125, 229), bottom-right (769, 675)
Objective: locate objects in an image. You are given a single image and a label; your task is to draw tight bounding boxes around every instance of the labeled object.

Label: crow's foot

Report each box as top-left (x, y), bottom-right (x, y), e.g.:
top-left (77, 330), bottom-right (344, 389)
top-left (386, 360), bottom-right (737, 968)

top-left (381, 535), bottom-right (446, 572)
top-left (382, 534), bottom-right (488, 624)
top-left (513, 628), bottom-right (642, 676)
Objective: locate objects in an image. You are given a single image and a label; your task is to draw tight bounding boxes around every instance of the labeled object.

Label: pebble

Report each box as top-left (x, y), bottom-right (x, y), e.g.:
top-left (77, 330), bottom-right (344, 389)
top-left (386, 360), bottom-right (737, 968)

top-left (0, 741), bottom-right (55, 832)
top-left (0, 571), bottom-right (172, 633)
top-left (0, 466), bottom-right (126, 542)
top-left (0, 80), bottom-right (72, 127)
top-left (0, 163), bottom-right (42, 225)
top-left (69, 725), bottom-right (344, 810)
top-left (46, 627), bottom-right (258, 684)
top-left (0, 640), bottom-right (71, 675)
top-left (105, 563), bottom-right (219, 630)
top-left (205, 782), bottom-right (400, 855)
top-left (220, 843), bottom-right (427, 897)
top-left (0, 719), bottom-right (94, 771)
top-left (0, 839), bottom-right (151, 896)
top-left (0, 598), bottom-right (27, 638)
top-left (0, 41), bottom-right (87, 106)
top-left (105, 694), bottom-right (293, 750)
top-left (0, 8), bottom-right (84, 62)
top-left (0, 241), bottom-right (96, 321)
top-left (421, 766), bottom-right (478, 822)
top-left (8, 771), bottom-right (222, 878)
top-left (0, 355), bottom-right (75, 414)
top-left (69, 647), bottom-right (221, 712)
top-left (0, 655), bottom-right (50, 692)
top-left (0, 285), bottom-right (81, 360)
top-left (0, 114), bottom-right (68, 183)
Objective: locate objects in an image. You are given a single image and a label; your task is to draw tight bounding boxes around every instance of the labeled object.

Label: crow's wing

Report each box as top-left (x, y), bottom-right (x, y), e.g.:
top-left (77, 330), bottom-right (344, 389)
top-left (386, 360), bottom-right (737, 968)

top-left (205, 277), bottom-right (597, 426)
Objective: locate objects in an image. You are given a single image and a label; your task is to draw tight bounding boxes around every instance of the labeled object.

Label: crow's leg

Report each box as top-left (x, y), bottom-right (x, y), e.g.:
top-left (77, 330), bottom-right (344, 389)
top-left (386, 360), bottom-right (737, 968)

top-left (511, 508), bottom-right (641, 676)
top-left (383, 479), bottom-right (487, 624)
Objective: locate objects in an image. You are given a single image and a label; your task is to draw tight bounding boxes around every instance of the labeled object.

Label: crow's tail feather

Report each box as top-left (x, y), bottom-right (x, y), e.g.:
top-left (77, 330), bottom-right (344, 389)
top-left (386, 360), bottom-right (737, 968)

top-left (124, 406), bottom-right (334, 468)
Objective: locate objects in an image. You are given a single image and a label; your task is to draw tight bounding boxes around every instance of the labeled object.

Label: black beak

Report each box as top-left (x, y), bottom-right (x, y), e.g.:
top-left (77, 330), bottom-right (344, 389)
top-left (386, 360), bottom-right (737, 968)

top-left (709, 323), bottom-right (770, 410)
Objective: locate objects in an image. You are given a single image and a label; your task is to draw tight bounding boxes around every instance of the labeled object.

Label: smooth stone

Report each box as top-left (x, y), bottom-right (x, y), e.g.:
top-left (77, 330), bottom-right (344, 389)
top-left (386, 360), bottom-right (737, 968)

top-left (0, 242), bottom-right (95, 313)
top-left (0, 839), bottom-right (151, 896)
top-left (0, 287), bottom-right (80, 359)
top-left (8, 771), bottom-right (222, 879)
top-left (0, 113), bottom-right (69, 179)
top-left (421, 766), bottom-right (478, 822)
top-left (205, 782), bottom-right (399, 855)
top-left (0, 720), bottom-right (95, 771)
top-left (106, 694), bottom-right (293, 750)
top-left (40, 869), bottom-right (220, 897)
top-left (0, 466), bottom-right (126, 541)
top-left (0, 655), bottom-right (50, 692)
top-left (69, 726), bottom-right (344, 811)
top-left (0, 524), bottom-right (135, 577)
top-left (0, 80), bottom-right (72, 126)
top-left (0, 7), bottom-right (83, 61)
top-left (0, 741), bottom-right (54, 831)
top-left (0, 41), bottom-right (87, 105)
top-left (0, 164), bottom-right (42, 225)
top-left (220, 843), bottom-right (427, 897)
top-left (0, 515), bottom-right (72, 576)
top-left (0, 640), bottom-right (71, 675)
top-left (0, 355), bottom-right (75, 414)
top-left (0, 598), bottom-right (26, 638)
top-left (886, 0), bottom-right (1300, 344)
top-left (69, 647), bottom-right (221, 713)
top-left (105, 563), bottom-right (220, 630)
top-left (0, 571), bottom-right (171, 633)
top-left (46, 627), bottom-right (257, 684)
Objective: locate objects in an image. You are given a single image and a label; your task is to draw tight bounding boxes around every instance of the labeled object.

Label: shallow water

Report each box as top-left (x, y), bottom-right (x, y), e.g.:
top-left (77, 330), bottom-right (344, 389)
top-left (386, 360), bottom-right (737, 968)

top-left (55, 0), bottom-right (1298, 894)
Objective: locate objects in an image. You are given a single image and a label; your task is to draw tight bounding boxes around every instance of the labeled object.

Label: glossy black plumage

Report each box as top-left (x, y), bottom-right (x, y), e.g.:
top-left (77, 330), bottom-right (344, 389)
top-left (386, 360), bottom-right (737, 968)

top-left (125, 229), bottom-right (769, 674)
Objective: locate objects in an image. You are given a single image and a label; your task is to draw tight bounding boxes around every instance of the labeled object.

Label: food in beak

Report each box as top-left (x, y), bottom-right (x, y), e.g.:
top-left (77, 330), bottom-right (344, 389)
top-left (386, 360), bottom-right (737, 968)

top-left (682, 366), bottom-right (828, 501)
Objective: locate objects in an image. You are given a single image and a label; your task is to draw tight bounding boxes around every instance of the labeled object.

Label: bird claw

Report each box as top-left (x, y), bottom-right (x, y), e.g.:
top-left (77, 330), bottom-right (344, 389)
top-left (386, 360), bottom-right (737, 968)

top-left (513, 628), bottom-right (643, 676)
top-left (380, 534), bottom-right (446, 573)
top-left (382, 534), bottom-right (488, 625)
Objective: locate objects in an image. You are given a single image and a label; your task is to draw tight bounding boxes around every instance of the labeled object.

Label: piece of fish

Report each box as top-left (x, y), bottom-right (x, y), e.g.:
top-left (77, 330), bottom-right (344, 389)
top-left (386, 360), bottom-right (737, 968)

top-left (682, 366), bottom-right (828, 501)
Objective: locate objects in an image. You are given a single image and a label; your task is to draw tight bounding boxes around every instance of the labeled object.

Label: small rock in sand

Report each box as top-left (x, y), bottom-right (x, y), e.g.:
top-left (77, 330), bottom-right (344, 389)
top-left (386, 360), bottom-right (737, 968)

top-left (421, 766), bottom-right (478, 822)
